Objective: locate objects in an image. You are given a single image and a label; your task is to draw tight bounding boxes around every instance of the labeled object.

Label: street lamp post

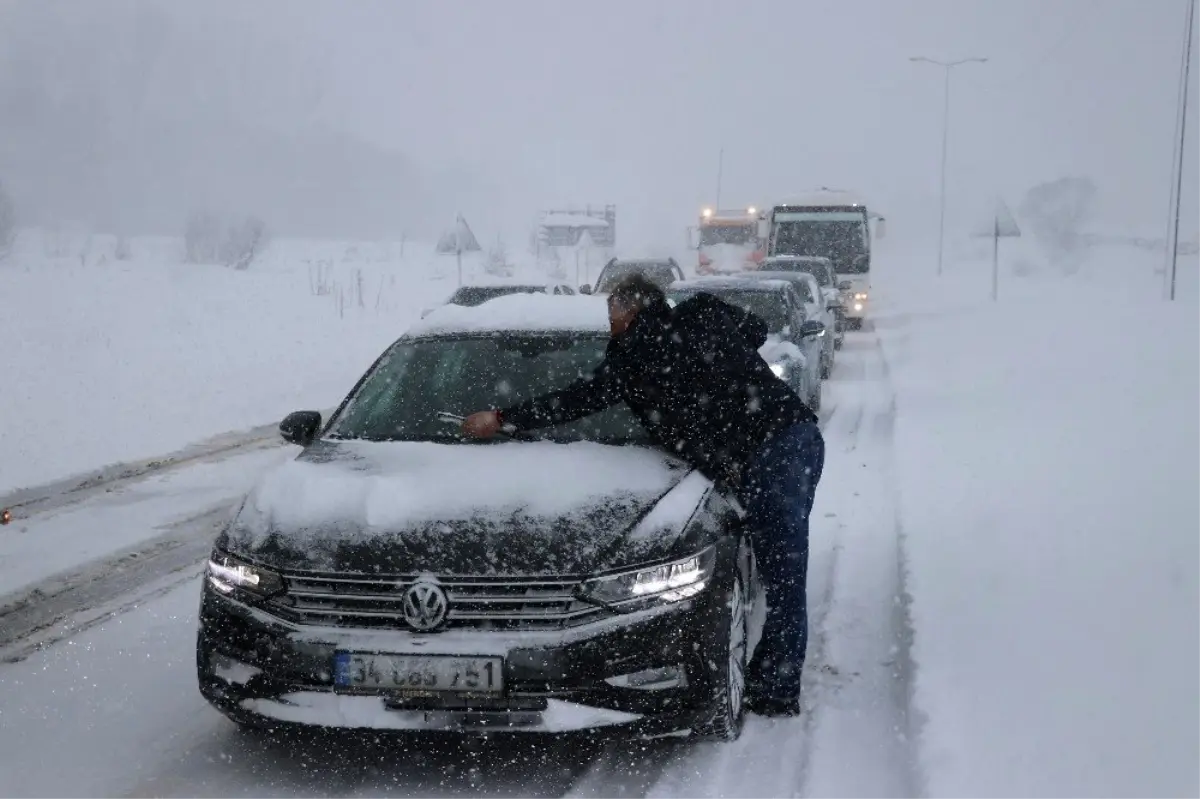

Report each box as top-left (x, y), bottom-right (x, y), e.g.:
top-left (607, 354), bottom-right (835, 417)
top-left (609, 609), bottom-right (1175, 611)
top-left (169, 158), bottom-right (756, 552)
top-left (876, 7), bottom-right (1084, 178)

top-left (1165, 0), bottom-right (1196, 301)
top-left (910, 56), bottom-right (988, 277)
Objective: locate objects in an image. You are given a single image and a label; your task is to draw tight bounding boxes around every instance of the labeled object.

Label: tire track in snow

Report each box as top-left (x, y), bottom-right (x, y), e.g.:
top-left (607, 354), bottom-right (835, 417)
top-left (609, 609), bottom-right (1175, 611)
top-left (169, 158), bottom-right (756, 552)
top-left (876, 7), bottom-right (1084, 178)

top-left (631, 378), bottom-right (864, 799)
top-left (799, 329), bottom-right (922, 797)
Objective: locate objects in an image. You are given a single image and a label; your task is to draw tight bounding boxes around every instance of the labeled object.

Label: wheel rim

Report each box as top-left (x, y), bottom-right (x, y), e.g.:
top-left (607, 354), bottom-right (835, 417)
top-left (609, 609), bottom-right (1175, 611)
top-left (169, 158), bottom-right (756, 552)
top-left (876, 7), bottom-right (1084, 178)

top-left (727, 579), bottom-right (748, 717)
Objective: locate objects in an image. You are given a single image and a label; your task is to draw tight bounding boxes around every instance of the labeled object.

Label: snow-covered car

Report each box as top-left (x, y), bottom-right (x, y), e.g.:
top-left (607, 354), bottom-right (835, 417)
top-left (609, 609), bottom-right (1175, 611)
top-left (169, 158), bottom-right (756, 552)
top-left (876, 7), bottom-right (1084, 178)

top-left (743, 268), bottom-right (839, 377)
top-left (755, 255), bottom-right (844, 350)
top-left (582, 258), bottom-right (685, 295)
top-left (420, 282), bottom-right (576, 318)
top-left (196, 293), bottom-right (763, 741)
top-left (665, 278), bottom-right (826, 412)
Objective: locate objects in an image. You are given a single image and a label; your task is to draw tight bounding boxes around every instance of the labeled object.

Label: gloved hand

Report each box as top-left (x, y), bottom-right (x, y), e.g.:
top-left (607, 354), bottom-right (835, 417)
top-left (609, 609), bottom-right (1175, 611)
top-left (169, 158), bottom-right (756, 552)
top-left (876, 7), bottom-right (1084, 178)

top-left (461, 411), bottom-right (503, 438)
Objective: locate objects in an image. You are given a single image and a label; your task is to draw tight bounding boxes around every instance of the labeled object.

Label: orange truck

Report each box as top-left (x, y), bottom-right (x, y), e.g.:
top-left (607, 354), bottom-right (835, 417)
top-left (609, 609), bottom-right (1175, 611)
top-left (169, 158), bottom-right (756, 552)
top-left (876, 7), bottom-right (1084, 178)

top-left (694, 207), bottom-right (765, 274)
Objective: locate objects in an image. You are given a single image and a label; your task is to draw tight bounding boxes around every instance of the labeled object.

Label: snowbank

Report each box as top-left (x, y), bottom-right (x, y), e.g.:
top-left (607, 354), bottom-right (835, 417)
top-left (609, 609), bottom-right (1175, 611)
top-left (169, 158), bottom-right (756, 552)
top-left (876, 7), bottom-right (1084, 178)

top-left (877, 253), bottom-right (1199, 796)
top-left (0, 232), bottom-right (554, 494)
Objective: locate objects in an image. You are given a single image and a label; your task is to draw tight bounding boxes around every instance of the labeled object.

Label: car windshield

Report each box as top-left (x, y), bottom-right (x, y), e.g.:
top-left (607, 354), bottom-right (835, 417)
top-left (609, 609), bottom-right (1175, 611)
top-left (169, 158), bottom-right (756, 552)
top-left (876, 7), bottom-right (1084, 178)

top-left (773, 221), bottom-right (868, 272)
top-left (763, 261), bottom-right (832, 287)
top-left (700, 224), bottom-right (754, 246)
top-left (449, 286), bottom-right (542, 306)
top-left (596, 264), bottom-right (676, 293)
top-left (667, 289), bottom-right (789, 333)
top-left (325, 334), bottom-right (647, 445)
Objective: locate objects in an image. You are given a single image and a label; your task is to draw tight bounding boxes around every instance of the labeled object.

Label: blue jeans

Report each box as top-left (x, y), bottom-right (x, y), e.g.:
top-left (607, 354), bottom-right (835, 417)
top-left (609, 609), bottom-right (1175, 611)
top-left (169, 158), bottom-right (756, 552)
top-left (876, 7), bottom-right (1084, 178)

top-left (737, 420), bottom-right (825, 699)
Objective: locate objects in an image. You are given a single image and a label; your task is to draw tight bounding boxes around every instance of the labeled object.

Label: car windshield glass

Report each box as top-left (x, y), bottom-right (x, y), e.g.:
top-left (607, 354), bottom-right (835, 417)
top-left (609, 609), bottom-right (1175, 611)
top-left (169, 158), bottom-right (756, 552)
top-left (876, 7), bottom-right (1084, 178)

top-left (773, 221), bottom-right (867, 271)
top-left (326, 335), bottom-right (647, 445)
top-left (667, 289), bottom-right (789, 333)
top-left (596, 264), bottom-right (675, 292)
top-left (763, 262), bottom-right (831, 287)
top-left (450, 286), bottom-right (541, 306)
top-left (700, 224), bottom-right (754, 246)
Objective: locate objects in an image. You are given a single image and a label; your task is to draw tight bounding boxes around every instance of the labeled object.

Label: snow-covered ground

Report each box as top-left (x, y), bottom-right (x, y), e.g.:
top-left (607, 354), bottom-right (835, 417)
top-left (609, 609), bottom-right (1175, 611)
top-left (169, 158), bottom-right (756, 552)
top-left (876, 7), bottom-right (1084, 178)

top-left (875, 242), bottom-right (1199, 797)
top-left (0, 231), bottom-right (556, 496)
top-left (0, 235), bottom-right (1194, 797)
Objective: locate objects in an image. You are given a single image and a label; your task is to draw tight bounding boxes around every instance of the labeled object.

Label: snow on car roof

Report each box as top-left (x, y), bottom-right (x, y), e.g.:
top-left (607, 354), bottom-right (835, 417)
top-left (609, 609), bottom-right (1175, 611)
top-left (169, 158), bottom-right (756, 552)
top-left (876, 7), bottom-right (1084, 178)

top-left (669, 277), bottom-right (791, 293)
top-left (407, 293), bottom-right (609, 337)
top-left (539, 212), bottom-right (611, 228)
top-left (761, 254), bottom-right (832, 264)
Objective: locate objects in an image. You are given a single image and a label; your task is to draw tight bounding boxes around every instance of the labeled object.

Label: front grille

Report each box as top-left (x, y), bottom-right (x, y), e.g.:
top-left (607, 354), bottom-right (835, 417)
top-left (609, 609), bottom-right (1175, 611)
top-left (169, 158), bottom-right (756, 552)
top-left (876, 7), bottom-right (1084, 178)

top-left (266, 573), bottom-right (607, 632)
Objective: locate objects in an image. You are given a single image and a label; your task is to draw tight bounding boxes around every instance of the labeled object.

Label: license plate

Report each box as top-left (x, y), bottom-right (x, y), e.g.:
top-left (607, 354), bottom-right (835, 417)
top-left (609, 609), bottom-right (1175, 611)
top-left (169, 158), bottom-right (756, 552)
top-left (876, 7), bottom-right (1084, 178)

top-left (333, 653), bottom-right (504, 693)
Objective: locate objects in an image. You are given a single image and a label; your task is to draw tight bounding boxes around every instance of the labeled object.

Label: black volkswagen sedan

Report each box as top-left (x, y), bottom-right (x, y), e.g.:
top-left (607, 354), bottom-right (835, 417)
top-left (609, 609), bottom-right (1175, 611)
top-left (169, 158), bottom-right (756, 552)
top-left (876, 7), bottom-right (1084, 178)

top-left (197, 293), bottom-right (763, 741)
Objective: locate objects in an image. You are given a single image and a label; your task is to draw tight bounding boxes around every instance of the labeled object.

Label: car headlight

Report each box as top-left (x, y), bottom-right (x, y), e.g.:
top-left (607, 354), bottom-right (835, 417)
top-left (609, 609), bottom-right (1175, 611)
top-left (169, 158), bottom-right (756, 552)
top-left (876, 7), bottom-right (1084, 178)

top-left (854, 292), bottom-right (868, 300)
top-left (770, 363), bottom-right (787, 378)
top-left (207, 551), bottom-right (286, 597)
top-left (578, 547), bottom-right (715, 607)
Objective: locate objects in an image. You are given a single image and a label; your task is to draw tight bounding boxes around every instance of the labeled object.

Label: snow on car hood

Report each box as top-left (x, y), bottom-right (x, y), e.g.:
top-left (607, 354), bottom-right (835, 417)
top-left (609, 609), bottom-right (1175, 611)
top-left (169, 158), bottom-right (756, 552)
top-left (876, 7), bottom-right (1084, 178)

top-left (760, 334), bottom-right (806, 367)
top-left (223, 439), bottom-right (708, 576)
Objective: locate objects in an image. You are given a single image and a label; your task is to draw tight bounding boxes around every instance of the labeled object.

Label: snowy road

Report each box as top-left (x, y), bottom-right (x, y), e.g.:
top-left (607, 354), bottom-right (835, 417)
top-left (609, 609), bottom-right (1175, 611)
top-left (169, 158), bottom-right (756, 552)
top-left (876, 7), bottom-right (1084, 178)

top-left (0, 331), bottom-right (916, 798)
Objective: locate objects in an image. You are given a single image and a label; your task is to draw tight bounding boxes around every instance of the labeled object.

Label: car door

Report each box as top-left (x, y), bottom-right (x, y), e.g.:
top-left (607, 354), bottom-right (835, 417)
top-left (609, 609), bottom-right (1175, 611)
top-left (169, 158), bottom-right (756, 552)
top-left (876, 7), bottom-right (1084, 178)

top-left (785, 289), bottom-right (819, 394)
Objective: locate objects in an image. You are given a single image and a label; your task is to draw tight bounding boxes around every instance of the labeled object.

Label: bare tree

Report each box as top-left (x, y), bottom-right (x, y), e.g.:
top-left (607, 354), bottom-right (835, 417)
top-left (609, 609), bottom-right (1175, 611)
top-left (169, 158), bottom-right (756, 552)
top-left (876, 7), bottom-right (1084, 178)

top-left (222, 215), bottom-right (269, 270)
top-left (0, 180), bottom-right (15, 262)
top-left (184, 210), bottom-right (222, 263)
top-left (1018, 177), bottom-right (1099, 273)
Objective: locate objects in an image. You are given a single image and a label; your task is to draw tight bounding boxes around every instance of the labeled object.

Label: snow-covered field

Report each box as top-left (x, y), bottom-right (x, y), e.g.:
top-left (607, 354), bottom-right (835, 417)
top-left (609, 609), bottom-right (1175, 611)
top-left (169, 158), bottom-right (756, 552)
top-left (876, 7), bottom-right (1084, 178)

top-left (876, 244), bottom-right (1199, 796)
top-left (0, 234), bottom-right (1195, 797)
top-left (0, 232), bottom-right (558, 496)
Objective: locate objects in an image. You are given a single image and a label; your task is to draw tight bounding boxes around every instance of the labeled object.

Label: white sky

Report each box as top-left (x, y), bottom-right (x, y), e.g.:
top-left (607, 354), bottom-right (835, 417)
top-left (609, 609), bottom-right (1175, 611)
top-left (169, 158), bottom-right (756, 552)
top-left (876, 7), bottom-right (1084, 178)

top-left (0, 0), bottom-right (1195, 249)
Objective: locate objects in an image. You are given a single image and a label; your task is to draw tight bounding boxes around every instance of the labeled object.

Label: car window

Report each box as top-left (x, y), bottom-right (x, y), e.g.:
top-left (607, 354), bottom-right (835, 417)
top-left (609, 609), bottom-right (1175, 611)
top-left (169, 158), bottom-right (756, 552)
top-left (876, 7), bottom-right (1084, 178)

top-left (326, 335), bottom-right (647, 445)
top-left (666, 289), bottom-right (789, 333)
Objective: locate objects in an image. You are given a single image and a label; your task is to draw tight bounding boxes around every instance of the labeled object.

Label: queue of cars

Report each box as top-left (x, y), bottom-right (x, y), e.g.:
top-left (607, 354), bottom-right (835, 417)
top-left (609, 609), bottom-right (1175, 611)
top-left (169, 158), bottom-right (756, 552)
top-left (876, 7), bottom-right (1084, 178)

top-left (196, 256), bottom-right (856, 742)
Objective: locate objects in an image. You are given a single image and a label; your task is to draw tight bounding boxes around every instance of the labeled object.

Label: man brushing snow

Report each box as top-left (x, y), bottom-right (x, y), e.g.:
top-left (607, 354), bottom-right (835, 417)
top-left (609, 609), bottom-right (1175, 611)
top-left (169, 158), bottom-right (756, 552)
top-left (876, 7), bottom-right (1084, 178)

top-left (462, 273), bottom-right (825, 716)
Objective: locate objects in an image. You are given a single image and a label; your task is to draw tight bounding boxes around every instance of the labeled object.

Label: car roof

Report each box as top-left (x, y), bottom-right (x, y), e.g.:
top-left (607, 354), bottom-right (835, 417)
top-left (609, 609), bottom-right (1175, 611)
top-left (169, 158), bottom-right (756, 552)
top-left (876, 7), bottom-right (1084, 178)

top-left (407, 293), bottom-right (609, 338)
top-left (669, 277), bottom-right (791, 293)
top-left (761, 255), bottom-right (832, 265)
top-left (748, 270), bottom-right (818, 283)
top-left (604, 259), bottom-right (676, 269)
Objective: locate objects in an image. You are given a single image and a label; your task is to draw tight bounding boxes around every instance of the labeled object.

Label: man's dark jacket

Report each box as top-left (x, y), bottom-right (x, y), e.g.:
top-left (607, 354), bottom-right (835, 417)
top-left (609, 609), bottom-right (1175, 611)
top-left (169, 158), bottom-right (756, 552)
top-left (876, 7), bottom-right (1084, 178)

top-left (498, 293), bottom-right (817, 482)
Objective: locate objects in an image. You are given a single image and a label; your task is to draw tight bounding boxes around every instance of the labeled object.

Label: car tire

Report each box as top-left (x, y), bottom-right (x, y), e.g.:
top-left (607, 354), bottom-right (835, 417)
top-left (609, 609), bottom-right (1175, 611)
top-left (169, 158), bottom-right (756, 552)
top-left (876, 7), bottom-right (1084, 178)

top-left (820, 353), bottom-right (832, 380)
top-left (808, 377), bottom-right (822, 412)
top-left (692, 572), bottom-right (749, 742)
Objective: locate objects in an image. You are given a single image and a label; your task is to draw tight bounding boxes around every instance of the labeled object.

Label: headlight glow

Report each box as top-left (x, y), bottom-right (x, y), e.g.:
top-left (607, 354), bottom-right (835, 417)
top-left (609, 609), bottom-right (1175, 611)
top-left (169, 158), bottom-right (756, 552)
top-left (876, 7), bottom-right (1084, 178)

top-left (770, 363), bottom-right (786, 377)
top-left (207, 551), bottom-right (286, 597)
top-left (854, 292), bottom-right (868, 300)
top-left (578, 547), bottom-right (715, 607)
top-left (853, 303), bottom-right (863, 311)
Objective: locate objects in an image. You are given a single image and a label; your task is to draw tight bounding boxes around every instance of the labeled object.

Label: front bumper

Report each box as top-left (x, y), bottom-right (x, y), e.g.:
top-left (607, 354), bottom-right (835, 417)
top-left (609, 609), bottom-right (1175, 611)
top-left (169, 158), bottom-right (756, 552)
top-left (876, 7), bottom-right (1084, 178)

top-left (196, 575), bottom-right (727, 737)
top-left (841, 296), bottom-right (868, 319)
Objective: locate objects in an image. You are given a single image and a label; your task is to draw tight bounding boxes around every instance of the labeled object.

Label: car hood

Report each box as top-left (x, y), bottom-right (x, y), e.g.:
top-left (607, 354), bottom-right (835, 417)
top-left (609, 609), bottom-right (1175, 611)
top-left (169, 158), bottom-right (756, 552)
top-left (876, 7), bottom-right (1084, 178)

top-left (222, 439), bottom-right (710, 577)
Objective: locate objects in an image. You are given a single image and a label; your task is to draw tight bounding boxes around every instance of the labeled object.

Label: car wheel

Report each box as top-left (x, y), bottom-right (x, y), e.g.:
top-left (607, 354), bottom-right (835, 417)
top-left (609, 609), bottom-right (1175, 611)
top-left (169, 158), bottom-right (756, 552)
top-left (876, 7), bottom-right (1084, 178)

top-left (693, 572), bottom-right (749, 742)
top-left (808, 377), bottom-right (822, 412)
top-left (820, 352), bottom-right (832, 379)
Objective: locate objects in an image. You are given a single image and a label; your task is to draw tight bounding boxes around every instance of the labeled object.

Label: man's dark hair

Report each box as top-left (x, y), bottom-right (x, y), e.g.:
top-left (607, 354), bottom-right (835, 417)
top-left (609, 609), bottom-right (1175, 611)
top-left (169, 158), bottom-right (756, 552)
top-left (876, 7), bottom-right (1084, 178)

top-left (609, 273), bottom-right (667, 311)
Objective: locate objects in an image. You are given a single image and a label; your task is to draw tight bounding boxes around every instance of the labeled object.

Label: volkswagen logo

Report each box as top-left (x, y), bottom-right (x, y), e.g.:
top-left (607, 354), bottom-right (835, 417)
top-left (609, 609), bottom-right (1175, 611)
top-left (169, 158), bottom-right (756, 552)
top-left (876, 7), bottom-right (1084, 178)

top-left (402, 581), bottom-right (449, 631)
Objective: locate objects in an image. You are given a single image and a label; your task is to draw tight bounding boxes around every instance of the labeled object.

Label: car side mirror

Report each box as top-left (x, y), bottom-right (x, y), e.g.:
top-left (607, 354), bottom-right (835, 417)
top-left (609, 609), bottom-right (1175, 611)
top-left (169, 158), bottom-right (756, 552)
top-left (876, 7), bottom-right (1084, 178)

top-left (837, 280), bottom-right (852, 291)
top-left (799, 320), bottom-right (826, 339)
top-left (579, 284), bottom-right (593, 295)
top-left (280, 410), bottom-right (322, 447)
